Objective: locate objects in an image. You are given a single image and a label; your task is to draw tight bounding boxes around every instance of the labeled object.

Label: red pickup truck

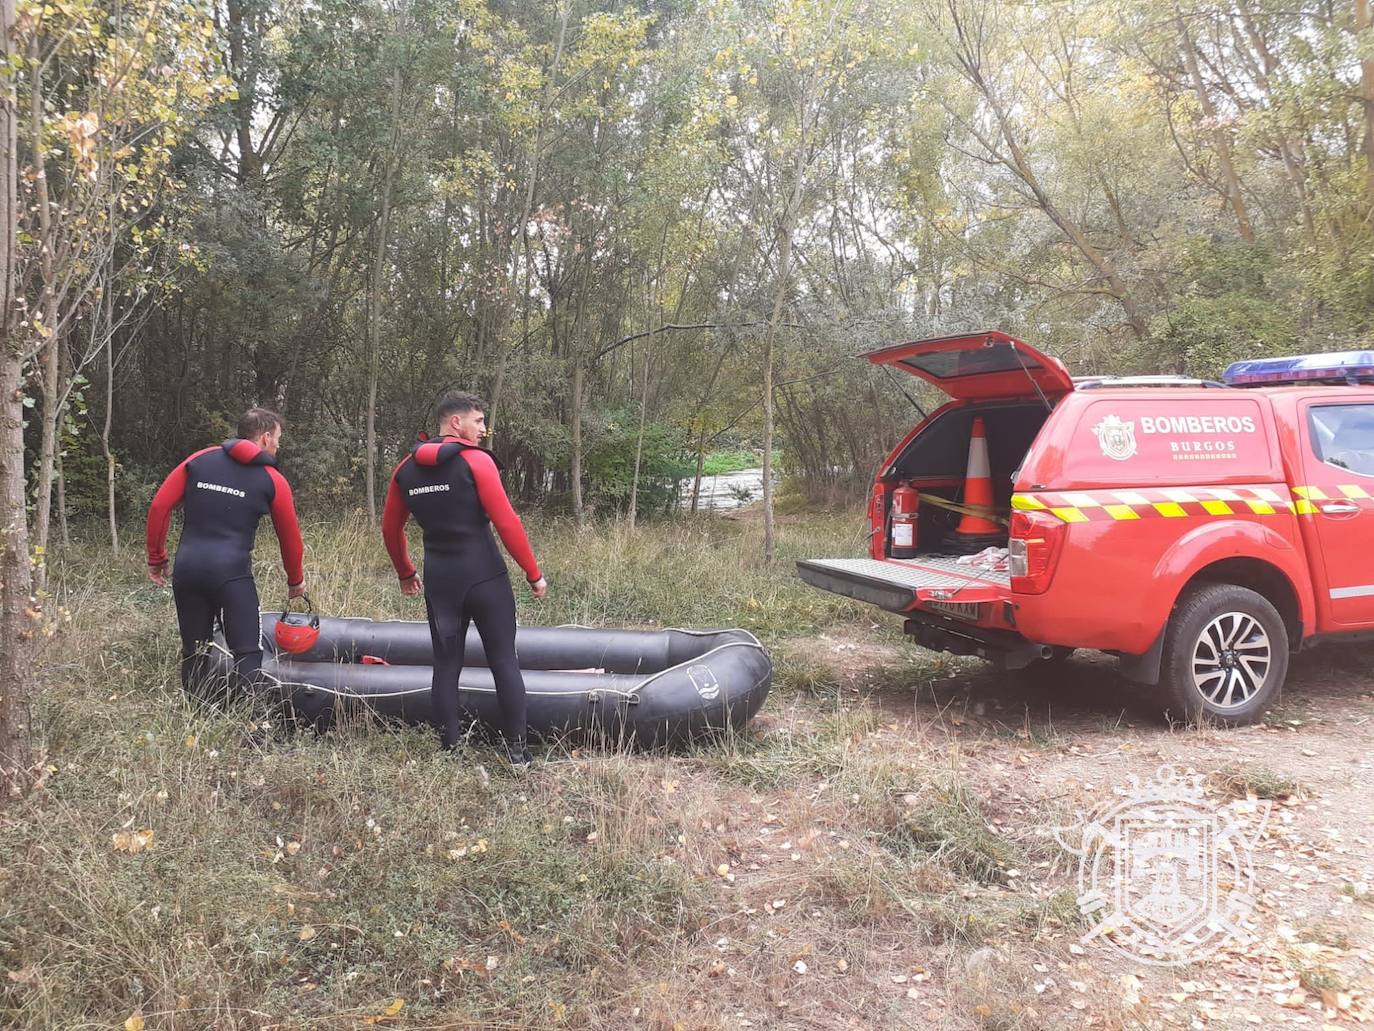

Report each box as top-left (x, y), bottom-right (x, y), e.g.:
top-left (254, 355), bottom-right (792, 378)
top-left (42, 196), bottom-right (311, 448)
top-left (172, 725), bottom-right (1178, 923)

top-left (798, 331), bottom-right (1374, 725)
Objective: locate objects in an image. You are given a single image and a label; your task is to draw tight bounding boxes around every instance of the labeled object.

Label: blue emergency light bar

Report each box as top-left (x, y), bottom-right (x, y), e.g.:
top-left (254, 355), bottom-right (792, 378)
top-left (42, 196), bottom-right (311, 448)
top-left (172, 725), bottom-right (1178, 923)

top-left (1222, 351), bottom-right (1374, 387)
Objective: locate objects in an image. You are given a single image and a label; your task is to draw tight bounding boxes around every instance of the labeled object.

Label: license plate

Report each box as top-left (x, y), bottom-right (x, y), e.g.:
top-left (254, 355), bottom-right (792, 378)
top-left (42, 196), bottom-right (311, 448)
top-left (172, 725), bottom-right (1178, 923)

top-left (924, 600), bottom-right (981, 622)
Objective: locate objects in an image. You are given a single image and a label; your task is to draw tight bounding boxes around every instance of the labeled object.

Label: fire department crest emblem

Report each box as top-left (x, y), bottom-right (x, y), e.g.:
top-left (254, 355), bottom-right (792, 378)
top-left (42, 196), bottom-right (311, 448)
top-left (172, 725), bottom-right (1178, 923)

top-left (1092, 414), bottom-right (1138, 461)
top-left (1052, 766), bottom-right (1270, 966)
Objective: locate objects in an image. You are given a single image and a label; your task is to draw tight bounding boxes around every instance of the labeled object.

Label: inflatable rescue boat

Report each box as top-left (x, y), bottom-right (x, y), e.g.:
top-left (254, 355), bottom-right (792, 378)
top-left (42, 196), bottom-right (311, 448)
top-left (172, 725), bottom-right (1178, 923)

top-left (219, 614), bottom-right (772, 748)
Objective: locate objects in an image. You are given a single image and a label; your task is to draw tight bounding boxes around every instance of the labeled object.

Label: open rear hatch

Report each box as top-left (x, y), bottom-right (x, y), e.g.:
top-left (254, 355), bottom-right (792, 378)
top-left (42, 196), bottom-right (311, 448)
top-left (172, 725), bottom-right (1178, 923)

top-left (862, 330), bottom-right (1073, 401)
top-left (798, 331), bottom-right (1072, 620)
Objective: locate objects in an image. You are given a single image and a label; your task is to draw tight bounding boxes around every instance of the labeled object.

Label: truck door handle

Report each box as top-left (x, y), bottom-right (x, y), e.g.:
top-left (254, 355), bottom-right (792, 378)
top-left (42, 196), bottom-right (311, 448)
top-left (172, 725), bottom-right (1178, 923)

top-left (1320, 501), bottom-right (1360, 517)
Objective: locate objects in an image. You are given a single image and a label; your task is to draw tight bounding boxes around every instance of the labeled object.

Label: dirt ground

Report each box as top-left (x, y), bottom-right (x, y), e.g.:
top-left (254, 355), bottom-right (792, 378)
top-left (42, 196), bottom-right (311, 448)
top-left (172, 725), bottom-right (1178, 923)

top-left (656, 631), bottom-right (1374, 1031)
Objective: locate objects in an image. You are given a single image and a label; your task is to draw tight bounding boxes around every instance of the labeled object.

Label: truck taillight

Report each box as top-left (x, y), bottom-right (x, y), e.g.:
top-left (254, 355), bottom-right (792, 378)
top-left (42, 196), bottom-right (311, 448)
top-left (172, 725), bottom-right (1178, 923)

top-left (1008, 510), bottom-right (1066, 594)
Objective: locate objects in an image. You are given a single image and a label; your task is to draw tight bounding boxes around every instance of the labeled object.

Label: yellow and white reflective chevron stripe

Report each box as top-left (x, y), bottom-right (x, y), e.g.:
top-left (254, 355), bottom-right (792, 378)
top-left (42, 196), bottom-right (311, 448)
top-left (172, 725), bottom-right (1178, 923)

top-left (1010, 484), bottom-right (1374, 523)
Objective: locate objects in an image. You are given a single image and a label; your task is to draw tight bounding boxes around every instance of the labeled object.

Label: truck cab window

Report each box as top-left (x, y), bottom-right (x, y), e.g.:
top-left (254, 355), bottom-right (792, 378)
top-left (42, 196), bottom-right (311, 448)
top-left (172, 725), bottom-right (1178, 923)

top-left (1310, 405), bottom-right (1374, 476)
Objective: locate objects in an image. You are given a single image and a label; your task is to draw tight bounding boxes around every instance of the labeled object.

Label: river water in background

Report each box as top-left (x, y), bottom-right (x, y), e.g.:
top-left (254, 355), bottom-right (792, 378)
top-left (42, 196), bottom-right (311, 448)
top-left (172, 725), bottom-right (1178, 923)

top-left (678, 467), bottom-right (774, 511)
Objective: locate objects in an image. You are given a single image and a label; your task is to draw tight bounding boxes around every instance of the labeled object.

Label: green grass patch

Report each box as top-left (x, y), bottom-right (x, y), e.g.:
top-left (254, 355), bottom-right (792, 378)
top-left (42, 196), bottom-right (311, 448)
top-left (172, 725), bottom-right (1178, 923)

top-left (697, 449), bottom-right (760, 477)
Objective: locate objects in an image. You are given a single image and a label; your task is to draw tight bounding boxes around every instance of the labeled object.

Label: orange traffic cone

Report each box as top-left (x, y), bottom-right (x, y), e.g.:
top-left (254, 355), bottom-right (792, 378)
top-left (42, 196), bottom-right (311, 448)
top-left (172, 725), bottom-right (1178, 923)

top-left (947, 416), bottom-right (1003, 547)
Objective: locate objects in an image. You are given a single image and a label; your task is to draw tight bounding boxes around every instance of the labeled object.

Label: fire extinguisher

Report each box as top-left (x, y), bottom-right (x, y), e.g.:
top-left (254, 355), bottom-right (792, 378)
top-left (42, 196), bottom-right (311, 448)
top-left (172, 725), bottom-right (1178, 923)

top-left (890, 483), bottom-right (920, 559)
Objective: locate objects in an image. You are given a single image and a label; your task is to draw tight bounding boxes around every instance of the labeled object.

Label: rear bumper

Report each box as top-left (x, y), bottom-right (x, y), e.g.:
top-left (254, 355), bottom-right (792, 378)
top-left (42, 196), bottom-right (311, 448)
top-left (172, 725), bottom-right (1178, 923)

top-left (901, 612), bottom-right (1054, 669)
top-left (797, 557), bottom-right (1173, 672)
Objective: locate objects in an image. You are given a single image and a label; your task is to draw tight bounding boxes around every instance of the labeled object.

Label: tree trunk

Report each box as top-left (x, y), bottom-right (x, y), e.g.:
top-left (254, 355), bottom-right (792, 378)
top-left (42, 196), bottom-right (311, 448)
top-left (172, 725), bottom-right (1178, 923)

top-left (365, 60), bottom-right (402, 524)
top-left (29, 31), bottom-right (59, 585)
top-left (689, 348), bottom-right (728, 513)
top-left (226, 0), bottom-right (263, 183)
top-left (0, 0), bottom-right (34, 791)
top-left (944, 11), bottom-right (1151, 340)
top-left (102, 318), bottom-right (119, 552)
top-left (570, 355), bottom-right (584, 525)
top-left (690, 427), bottom-right (708, 513)
top-left (1177, 10), bottom-right (1255, 242)
top-left (56, 448), bottom-right (68, 548)
top-left (0, 346), bottom-right (29, 793)
top-left (627, 303), bottom-right (654, 530)
top-left (491, 5), bottom-right (569, 443)
top-left (761, 127), bottom-right (810, 564)
top-left (33, 330), bottom-right (58, 576)
top-left (1358, 0), bottom-right (1374, 211)
top-left (1235, 6), bottom-right (1317, 243)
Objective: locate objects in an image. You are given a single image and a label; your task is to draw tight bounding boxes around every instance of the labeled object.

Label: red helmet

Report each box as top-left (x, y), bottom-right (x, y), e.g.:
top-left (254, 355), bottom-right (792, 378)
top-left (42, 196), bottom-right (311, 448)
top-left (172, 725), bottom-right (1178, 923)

top-left (274, 596), bottom-right (320, 655)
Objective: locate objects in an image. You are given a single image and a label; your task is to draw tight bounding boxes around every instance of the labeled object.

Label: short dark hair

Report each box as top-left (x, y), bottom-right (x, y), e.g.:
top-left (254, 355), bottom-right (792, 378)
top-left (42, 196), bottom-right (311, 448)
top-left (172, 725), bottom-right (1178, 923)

top-left (437, 391), bottom-right (485, 424)
top-left (236, 407), bottom-right (283, 441)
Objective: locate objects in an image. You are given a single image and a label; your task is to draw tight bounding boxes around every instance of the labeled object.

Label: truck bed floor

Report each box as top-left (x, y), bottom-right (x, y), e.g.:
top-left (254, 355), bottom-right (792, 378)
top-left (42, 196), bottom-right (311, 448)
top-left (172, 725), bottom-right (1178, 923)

top-left (796, 556), bottom-right (1009, 614)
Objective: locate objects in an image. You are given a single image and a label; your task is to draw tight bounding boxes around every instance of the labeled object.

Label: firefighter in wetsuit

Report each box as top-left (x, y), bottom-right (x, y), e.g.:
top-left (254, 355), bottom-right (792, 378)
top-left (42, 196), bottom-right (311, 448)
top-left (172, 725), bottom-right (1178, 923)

top-left (146, 408), bottom-right (306, 697)
top-left (382, 391), bottom-right (547, 765)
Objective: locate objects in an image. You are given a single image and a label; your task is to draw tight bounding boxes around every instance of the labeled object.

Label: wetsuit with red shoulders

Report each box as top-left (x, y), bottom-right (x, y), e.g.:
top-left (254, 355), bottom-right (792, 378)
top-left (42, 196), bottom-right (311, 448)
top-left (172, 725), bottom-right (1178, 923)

top-left (382, 436), bottom-right (541, 751)
top-left (146, 438), bottom-right (304, 695)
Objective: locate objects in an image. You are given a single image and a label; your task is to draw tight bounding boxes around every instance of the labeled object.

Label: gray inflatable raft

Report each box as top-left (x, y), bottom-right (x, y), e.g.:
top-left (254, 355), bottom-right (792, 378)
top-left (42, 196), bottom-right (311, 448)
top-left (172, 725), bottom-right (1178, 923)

top-left (217, 613), bottom-right (772, 748)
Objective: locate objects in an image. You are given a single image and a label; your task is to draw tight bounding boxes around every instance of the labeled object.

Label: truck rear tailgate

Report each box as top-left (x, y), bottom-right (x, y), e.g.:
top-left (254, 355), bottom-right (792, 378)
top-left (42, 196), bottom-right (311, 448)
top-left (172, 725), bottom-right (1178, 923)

top-left (796, 556), bottom-right (1010, 615)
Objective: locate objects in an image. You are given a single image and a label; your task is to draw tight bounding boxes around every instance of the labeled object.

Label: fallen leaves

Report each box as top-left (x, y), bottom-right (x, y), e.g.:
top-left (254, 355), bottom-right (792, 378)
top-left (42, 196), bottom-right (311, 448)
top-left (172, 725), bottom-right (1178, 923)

top-left (111, 829), bottom-right (155, 854)
top-left (1120, 973), bottom-right (1143, 1009)
top-left (446, 839), bottom-right (489, 860)
top-left (362, 998), bottom-right (405, 1025)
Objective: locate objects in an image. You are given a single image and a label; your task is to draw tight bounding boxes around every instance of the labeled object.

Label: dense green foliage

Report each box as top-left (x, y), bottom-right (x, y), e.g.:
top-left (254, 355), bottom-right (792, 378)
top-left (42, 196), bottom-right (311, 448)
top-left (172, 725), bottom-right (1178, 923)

top-left (13, 0), bottom-right (1374, 522)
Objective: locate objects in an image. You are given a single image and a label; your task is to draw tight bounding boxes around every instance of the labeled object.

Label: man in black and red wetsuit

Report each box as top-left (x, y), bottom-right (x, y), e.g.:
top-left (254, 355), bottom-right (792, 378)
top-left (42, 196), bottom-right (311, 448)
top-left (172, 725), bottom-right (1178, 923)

top-left (146, 408), bottom-right (306, 698)
top-left (382, 391), bottom-right (547, 765)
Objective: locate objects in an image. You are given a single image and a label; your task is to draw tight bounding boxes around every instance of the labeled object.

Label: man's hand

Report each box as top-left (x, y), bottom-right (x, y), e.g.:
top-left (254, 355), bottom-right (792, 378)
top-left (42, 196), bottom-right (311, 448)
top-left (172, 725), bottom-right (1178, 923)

top-left (149, 562), bottom-right (169, 587)
top-left (400, 573), bottom-right (423, 596)
top-left (288, 582), bottom-right (307, 600)
top-left (530, 576), bottom-right (548, 600)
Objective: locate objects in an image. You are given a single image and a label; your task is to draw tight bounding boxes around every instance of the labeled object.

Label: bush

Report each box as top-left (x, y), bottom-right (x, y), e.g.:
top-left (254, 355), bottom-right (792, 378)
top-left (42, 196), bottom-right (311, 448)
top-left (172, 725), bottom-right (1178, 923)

top-left (579, 407), bottom-right (693, 514)
top-left (1148, 240), bottom-right (1301, 379)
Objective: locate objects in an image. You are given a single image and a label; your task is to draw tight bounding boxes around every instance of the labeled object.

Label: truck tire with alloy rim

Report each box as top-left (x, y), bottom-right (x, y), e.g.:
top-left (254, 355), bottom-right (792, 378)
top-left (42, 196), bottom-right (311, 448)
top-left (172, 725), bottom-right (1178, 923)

top-left (1159, 583), bottom-right (1288, 726)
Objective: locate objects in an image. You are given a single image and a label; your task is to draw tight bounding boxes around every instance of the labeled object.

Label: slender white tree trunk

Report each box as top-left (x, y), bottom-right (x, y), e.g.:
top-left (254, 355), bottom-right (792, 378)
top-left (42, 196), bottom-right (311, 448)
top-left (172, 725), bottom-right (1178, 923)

top-left (0, 0), bottom-right (35, 791)
top-left (365, 60), bottom-right (402, 524)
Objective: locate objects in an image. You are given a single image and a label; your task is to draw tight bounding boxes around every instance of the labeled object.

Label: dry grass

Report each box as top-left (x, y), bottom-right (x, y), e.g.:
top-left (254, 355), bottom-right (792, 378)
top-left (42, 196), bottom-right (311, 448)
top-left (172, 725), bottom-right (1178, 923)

top-left (8, 510), bottom-right (1357, 1029)
top-left (1209, 761), bottom-right (1301, 800)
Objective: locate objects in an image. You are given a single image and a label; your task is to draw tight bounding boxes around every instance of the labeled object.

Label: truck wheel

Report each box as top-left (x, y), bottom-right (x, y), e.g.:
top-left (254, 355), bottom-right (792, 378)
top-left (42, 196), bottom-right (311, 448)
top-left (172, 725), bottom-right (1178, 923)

top-left (1159, 584), bottom-right (1288, 726)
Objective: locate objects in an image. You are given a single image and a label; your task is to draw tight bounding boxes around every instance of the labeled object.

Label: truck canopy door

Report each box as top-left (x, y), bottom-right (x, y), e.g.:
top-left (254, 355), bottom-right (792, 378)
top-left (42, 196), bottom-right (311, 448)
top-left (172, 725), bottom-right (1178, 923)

top-left (864, 330), bottom-right (1073, 403)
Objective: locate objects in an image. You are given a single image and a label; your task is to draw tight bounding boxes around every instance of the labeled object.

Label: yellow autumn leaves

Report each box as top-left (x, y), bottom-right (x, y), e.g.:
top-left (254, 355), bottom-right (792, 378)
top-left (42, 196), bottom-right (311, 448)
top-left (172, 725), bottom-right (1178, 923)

top-left (111, 828), bottom-right (154, 854)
